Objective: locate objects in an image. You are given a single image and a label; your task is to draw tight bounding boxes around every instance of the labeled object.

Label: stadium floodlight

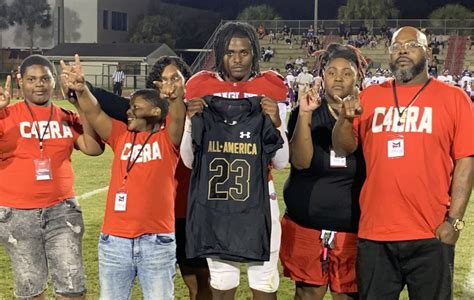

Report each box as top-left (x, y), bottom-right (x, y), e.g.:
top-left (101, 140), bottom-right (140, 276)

top-left (314, 0), bottom-right (319, 32)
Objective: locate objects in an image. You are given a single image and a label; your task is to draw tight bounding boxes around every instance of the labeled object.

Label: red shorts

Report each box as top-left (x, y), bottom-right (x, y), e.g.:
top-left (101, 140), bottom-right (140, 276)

top-left (279, 214), bottom-right (357, 293)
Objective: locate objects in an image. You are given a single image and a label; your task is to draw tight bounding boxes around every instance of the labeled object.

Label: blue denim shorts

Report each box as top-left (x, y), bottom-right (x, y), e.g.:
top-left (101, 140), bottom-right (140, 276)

top-left (0, 198), bottom-right (86, 298)
top-left (98, 232), bottom-right (176, 300)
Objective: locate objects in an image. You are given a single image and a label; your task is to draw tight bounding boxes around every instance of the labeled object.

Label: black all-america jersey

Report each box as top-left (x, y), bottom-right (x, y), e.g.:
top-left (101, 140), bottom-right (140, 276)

top-left (186, 96), bottom-right (284, 262)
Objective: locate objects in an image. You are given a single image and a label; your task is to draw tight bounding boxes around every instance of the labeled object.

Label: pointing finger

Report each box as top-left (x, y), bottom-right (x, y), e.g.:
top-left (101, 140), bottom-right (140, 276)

top-left (60, 60), bottom-right (67, 70)
top-left (74, 54), bottom-right (81, 67)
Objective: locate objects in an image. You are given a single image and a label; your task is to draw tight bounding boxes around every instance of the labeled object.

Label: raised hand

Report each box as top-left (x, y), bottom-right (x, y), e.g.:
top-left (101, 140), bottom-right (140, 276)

top-left (337, 87), bottom-right (363, 121)
top-left (299, 77), bottom-right (322, 113)
top-left (60, 54), bottom-right (86, 97)
top-left (261, 97), bottom-right (282, 128)
top-left (0, 75), bottom-right (11, 109)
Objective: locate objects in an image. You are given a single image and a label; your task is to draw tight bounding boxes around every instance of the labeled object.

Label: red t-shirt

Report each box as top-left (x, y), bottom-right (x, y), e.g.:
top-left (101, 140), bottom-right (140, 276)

top-left (0, 101), bottom-right (82, 208)
top-left (102, 120), bottom-right (179, 238)
top-left (354, 78), bottom-right (474, 241)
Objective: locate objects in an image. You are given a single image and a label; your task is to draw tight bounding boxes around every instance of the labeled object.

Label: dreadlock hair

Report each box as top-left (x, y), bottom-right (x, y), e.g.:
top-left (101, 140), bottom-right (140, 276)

top-left (20, 54), bottom-right (56, 77)
top-left (146, 56), bottom-right (192, 89)
top-left (213, 21), bottom-right (260, 77)
top-left (130, 88), bottom-right (169, 125)
top-left (315, 43), bottom-right (367, 88)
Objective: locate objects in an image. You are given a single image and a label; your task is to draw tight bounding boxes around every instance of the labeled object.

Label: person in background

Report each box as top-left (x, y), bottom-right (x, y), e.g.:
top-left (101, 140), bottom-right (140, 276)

top-left (112, 65), bottom-right (125, 96)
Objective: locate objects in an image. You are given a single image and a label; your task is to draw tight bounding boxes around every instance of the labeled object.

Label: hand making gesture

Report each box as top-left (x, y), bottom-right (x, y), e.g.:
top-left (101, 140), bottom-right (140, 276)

top-left (298, 77), bottom-right (322, 113)
top-left (60, 54), bottom-right (86, 99)
top-left (0, 75), bottom-right (11, 109)
top-left (337, 87), bottom-right (363, 121)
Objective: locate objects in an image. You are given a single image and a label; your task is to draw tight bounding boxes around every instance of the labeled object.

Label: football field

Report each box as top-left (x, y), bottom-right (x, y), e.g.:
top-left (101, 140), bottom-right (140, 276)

top-left (0, 100), bottom-right (472, 299)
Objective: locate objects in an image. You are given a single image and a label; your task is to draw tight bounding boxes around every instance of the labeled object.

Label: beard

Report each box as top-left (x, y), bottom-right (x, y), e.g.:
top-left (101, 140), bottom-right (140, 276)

top-left (389, 56), bottom-right (427, 83)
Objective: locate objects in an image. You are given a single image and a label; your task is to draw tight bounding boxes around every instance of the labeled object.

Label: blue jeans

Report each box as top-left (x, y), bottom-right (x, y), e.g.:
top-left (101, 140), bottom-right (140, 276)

top-left (98, 233), bottom-right (176, 300)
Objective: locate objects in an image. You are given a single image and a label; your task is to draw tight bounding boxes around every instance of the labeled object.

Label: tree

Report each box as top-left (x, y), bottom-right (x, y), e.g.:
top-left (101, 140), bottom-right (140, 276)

top-left (0, 0), bottom-right (9, 30)
top-left (130, 15), bottom-right (177, 48)
top-left (237, 5), bottom-right (281, 21)
top-left (428, 4), bottom-right (474, 35)
top-left (131, 2), bottom-right (220, 49)
top-left (8, 0), bottom-right (51, 54)
top-left (338, 0), bottom-right (399, 21)
top-left (428, 4), bottom-right (474, 20)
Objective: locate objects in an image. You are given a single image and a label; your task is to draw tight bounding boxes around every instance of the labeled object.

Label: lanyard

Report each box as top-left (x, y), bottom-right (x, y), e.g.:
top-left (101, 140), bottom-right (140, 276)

top-left (24, 101), bottom-right (54, 153)
top-left (124, 131), bottom-right (156, 181)
top-left (392, 78), bottom-right (431, 125)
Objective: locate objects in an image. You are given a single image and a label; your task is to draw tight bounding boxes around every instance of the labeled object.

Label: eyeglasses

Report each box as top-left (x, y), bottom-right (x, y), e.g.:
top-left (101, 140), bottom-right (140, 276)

top-left (388, 41), bottom-right (426, 54)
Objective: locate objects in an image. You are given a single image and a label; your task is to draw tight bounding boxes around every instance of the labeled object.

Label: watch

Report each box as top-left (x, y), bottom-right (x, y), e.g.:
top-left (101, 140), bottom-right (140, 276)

top-left (446, 216), bottom-right (465, 232)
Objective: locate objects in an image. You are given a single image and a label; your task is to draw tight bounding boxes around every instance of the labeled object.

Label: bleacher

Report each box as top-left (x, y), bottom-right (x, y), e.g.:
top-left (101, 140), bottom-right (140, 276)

top-left (191, 19), bottom-right (474, 76)
top-left (257, 34), bottom-right (470, 75)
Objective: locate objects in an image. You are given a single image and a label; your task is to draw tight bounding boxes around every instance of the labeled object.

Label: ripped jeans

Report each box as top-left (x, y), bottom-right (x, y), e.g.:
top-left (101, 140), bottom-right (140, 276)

top-left (0, 198), bottom-right (86, 299)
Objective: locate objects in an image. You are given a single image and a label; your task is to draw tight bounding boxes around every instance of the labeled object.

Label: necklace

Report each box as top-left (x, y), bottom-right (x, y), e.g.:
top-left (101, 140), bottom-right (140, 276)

top-left (327, 102), bottom-right (340, 120)
top-left (392, 78), bottom-right (432, 126)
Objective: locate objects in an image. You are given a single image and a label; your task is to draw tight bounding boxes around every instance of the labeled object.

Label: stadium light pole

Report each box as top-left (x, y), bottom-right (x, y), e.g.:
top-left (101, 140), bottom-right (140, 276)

top-left (314, 0), bottom-right (318, 32)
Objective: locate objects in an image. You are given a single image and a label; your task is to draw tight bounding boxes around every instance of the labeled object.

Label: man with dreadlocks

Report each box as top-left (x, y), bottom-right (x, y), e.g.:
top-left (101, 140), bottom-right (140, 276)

top-left (280, 43), bottom-right (366, 300)
top-left (181, 21), bottom-right (289, 300)
top-left (333, 26), bottom-right (473, 299)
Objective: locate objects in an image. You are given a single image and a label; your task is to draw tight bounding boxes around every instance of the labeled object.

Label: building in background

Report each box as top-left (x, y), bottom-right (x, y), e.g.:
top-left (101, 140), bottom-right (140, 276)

top-left (45, 42), bottom-right (176, 89)
top-left (1, 0), bottom-right (152, 49)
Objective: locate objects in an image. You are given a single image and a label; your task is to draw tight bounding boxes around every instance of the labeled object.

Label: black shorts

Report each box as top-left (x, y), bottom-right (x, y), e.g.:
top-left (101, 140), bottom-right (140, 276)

top-left (357, 238), bottom-right (454, 300)
top-left (175, 218), bottom-right (208, 268)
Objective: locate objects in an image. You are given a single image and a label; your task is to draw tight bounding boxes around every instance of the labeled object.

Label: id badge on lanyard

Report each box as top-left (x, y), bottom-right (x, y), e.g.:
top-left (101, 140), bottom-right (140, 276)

top-left (387, 135), bottom-right (404, 158)
top-left (114, 178), bottom-right (128, 212)
top-left (34, 156), bottom-right (53, 180)
top-left (330, 148), bottom-right (347, 168)
top-left (115, 190), bottom-right (127, 211)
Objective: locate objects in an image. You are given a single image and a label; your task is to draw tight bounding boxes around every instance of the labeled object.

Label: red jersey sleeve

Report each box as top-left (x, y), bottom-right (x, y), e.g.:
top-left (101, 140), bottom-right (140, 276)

top-left (258, 71), bottom-right (287, 101)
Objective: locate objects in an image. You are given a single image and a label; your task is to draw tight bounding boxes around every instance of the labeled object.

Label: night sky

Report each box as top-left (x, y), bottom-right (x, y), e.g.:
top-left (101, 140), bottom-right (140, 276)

top-left (163, 0), bottom-right (474, 19)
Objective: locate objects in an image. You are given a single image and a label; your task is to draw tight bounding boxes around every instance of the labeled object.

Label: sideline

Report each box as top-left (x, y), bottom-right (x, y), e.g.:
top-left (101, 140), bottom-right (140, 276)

top-left (461, 259), bottom-right (474, 299)
top-left (77, 186), bottom-right (109, 200)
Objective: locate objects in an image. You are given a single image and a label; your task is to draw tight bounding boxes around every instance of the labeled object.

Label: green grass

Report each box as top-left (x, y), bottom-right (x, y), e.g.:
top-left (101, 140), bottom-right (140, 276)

top-left (0, 100), bottom-right (473, 299)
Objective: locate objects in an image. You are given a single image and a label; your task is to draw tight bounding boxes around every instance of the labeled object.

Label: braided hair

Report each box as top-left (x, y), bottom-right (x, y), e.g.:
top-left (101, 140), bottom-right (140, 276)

top-left (314, 43), bottom-right (367, 87)
top-left (213, 21), bottom-right (261, 77)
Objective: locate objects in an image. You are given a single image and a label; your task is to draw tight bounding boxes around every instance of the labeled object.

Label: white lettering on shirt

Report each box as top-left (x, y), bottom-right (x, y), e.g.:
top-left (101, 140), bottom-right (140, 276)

top-left (371, 106), bottom-right (432, 133)
top-left (120, 141), bottom-right (162, 163)
top-left (19, 121), bottom-right (74, 139)
top-left (212, 92), bottom-right (258, 99)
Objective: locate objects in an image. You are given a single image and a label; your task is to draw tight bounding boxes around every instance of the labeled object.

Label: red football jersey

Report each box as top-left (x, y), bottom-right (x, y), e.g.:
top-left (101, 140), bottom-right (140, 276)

top-left (185, 70), bottom-right (287, 101)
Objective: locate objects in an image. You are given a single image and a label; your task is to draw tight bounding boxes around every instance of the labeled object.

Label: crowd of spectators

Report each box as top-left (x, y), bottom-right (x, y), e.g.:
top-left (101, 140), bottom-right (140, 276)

top-left (258, 23), bottom-right (474, 101)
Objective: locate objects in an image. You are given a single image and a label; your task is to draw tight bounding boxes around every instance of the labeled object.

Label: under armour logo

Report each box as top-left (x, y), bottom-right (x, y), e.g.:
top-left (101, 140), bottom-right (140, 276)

top-left (240, 131), bottom-right (251, 138)
top-left (224, 120), bottom-right (237, 125)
